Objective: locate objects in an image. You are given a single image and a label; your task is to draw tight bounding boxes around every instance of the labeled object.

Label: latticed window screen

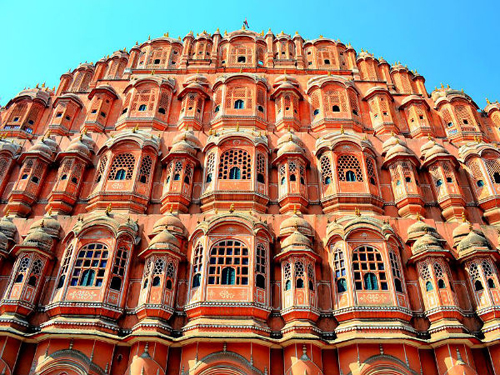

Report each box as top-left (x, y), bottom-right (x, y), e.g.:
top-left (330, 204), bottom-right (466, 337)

top-left (352, 246), bottom-right (387, 291)
top-left (108, 153), bottom-right (136, 180)
top-left (283, 262), bottom-right (292, 290)
top-left (333, 247), bottom-right (346, 281)
top-left (92, 156), bottom-right (108, 185)
top-left (110, 246), bottom-right (128, 291)
top-left (295, 261), bottom-right (305, 287)
top-left (307, 263), bottom-right (315, 290)
top-left (348, 90), bottom-right (360, 115)
top-left (320, 155), bottom-right (333, 184)
top-left (256, 243), bottom-right (267, 289)
top-left (131, 88), bottom-right (157, 112)
top-left (429, 165), bottom-right (444, 196)
top-left (367, 61), bottom-right (377, 81)
top-left (338, 155), bottom-right (363, 182)
top-left (483, 259), bottom-right (498, 288)
top-left (14, 256), bottom-right (30, 283)
top-left (466, 159), bottom-right (486, 195)
top-left (56, 245), bottom-right (74, 289)
top-left (205, 153), bottom-right (215, 183)
top-left (257, 154), bottom-right (266, 182)
top-left (229, 44), bottom-right (253, 64)
top-left (442, 108), bottom-right (454, 127)
top-left (324, 90), bottom-right (348, 113)
top-left (455, 105), bottom-right (475, 127)
top-left (8, 102), bottom-right (27, 122)
top-left (71, 243), bottom-right (109, 287)
top-left (148, 48), bottom-right (169, 66)
top-left (366, 157), bottom-right (378, 185)
top-left (208, 240), bottom-right (249, 285)
top-left (191, 242), bottom-right (204, 288)
top-left (28, 258), bottom-right (43, 286)
top-left (138, 155), bottom-right (153, 184)
top-left (485, 159), bottom-right (500, 183)
top-left (70, 72), bottom-right (84, 92)
top-left (226, 86), bottom-right (252, 109)
top-left (389, 251), bottom-right (404, 292)
top-left (218, 149), bottom-right (251, 180)
top-left (317, 48), bottom-right (336, 67)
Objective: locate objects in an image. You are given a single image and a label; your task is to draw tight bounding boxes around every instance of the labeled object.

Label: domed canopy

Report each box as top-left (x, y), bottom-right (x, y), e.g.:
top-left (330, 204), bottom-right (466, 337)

top-left (382, 134), bottom-right (417, 164)
top-left (127, 345), bottom-right (164, 375)
top-left (148, 229), bottom-right (181, 253)
top-left (407, 219), bottom-right (440, 242)
top-left (0, 231), bottom-right (9, 254)
top-left (457, 229), bottom-right (490, 254)
top-left (276, 135), bottom-right (306, 158)
top-left (421, 140), bottom-right (453, 166)
top-left (279, 213), bottom-right (313, 237)
top-left (169, 139), bottom-right (197, 157)
top-left (281, 229), bottom-right (312, 250)
top-left (26, 136), bottom-right (58, 161)
top-left (0, 138), bottom-right (21, 156)
top-left (22, 226), bottom-right (53, 252)
top-left (29, 212), bottom-right (61, 238)
top-left (151, 212), bottom-right (186, 238)
top-left (452, 217), bottom-right (473, 247)
top-left (277, 132), bottom-right (304, 148)
top-left (172, 131), bottom-right (202, 150)
top-left (412, 233), bottom-right (444, 255)
top-left (64, 133), bottom-right (95, 160)
top-left (0, 215), bottom-right (17, 240)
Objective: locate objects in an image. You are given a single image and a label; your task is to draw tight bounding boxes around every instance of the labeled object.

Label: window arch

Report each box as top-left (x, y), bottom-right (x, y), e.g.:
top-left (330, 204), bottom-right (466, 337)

top-left (94, 155), bottom-right (108, 184)
top-left (256, 154), bottom-right (266, 183)
top-left (56, 245), bottom-right (74, 289)
top-left (234, 99), bottom-right (245, 109)
top-left (389, 251), bottom-right (404, 293)
top-left (218, 149), bottom-right (251, 180)
top-left (332, 247), bottom-right (347, 293)
top-left (434, 262), bottom-right (447, 289)
top-left (352, 246), bottom-right (387, 291)
top-left (165, 261), bottom-right (175, 289)
top-left (320, 154), bottom-right (333, 185)
top-left (208, 240), bottom-right (249, 285)
top-left (138, 155), bottom-right (153, 184)
top-left (110, 246), bottom-right (129, 291)
top-left (283, 262), bottom-right (291, 291)
top-left (192, 242), bottom-right (204, 288)
top-left (108, 153), bottom-right (136, 181)
top-left (256, 243), bottom-right (266, 289)
top-left (338, 155), bottom-right (363, 182)
top-left (14, 256), bottom-right (30, 284)
top-left (71, 243), bottom-right (109, 287)
top-left (27, 258), bottom-right (43, 287)
top-left (205, 153), bottom-right (215, 184)
top-left (295, 262), bottom-right (305, 288)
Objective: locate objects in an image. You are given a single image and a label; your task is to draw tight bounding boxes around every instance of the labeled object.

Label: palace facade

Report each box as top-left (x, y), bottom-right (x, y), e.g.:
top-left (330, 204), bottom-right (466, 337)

top-left (1, 27), bottom-right (500, 375)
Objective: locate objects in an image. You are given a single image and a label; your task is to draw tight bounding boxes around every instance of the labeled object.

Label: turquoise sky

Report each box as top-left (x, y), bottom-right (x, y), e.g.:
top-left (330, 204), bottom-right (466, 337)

top-left (0, 0), bottom-right (498, 108)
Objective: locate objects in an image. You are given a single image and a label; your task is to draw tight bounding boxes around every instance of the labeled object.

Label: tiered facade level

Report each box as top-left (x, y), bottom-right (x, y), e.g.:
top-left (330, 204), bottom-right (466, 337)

top-left (1, 28), bottom-right (500, 375)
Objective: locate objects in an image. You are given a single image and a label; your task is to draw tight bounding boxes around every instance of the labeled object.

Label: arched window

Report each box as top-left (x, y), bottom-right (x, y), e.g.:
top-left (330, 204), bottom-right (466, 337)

top-left (208, 240), bottom-right (249, 285)
top-left (474, 279), bottom-right (484, 291)
top-left (281, 177), bottom-right (286, 185)
top-left (352, 246), bottom-right (387, 291)
top-left (434, 262), bottom-right (447, 290)
top-left (14, 257), bottom-right (30, 284)
top-left (426, 281), bottom-right (433, 291)
top-left (192, 242), bottom-right (203, 288)
top-left (138, 155), bottom-right (153, 184)
top-left (295, 261), bottom-right (304, 288)
top-left (320, 154), bottom-right (333, 185)
top-left (257, 154), bottom-right (266, 184)
top-left (389, 251), bottom-right (404, 293)
top-left (338, 155), bottom-right (363, 182)
top-left (108, 153), bottom-right (136, 181)
top-left (333, 247), bottom-right (347, 294)
top-left (205, 153), bottom-right (215, 184)
top-left (283, 262), bottom-right (291, 291)
top-left (364, 273), bottom-right (378, 290)
top-left (285, 279), bottom-right (291, 290)
top-left (221, 267), bottom-right (236, 285)
top-left (165, 261), bottom-right (175, 290)
top-left (56, 245), bottom-right (74, 289)
top-left (218, 149), bottom-right (251, 180)
top-left (110, 246), bottom-right (128, 291)
top-left (27, 259), bottom-right (43, 287)
top-left (345, 170), bottom-right (356, 182)
top-left (256, 243), bottom-right (267, 290)
top-left (234, 99), bottom-right (245, 109)
top-left (438, 279), bottom-right (446, 289)
top-left (332, 105), bottom-right (340, 112)
top-left (139, 104), bottom-right (147, 111)
top-left (71, 243), bottom-right (109, 287)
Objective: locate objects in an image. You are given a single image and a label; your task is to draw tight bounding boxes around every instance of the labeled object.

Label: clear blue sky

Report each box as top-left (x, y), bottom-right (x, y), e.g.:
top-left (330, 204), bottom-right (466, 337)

top-left (0, 0), bottom-right (498, 108)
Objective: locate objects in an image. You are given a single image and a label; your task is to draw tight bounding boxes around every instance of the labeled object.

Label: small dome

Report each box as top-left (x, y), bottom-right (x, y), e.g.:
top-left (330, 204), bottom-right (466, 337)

top-left (281, 229), bottom-right (312, 249)
top-left (0, 231), bottom-right (9, 253)
top-left (458, 230), bottom-right (490, 253)
top-left (412, 233), bottom-right (442, 255)
top-left (452, 220), bottom-right (472, 247)
top-left (151, 213), bottom-right (186, 237)
top-left (0, 215), bottom-right (17, 240)
top-left (29, 213), bottom-right (61, 238)
top-left (326, 219), bottom-right (344, 239)
top-left (385, 143), bottom-right (412, 160)
top-left (407, 219), bottom-right (439, 242)
top-left (277, 132), bottom-right (304, 148)
top-left (149, 229), bottom-right (180, 251)
top-left (172, 131), bottom-right (202, 149)
top-left (127, 349), bottom-right (163, 375)
top-left (280, 213), bottom-right (313, 237)
top-left (382, 134), bottom-right (402, 154)
top-left (277, 138), bottom-right (305, 158)
top-left (420, 138), bottom-right (436, 159)
top-left (169, 139), bottom-right (196, 156)
top-left (66, 137), bottom-right (92, 158)
top-left (22, 226), bottom-right (53, 252)
top-left (29, 139), bottom-right (53, 157)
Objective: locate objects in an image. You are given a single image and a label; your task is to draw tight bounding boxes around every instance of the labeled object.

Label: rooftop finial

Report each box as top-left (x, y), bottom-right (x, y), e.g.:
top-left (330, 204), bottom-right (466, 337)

top-left (355, 207), bottom-right (361, 217)
top-left (105, 204), bottom-right (112, 216)
top-left (486, 98), bottom-right (491, 105)
top-left (416, 212), bottom-right (421, 221)
top-left (229, 203), bottom-right (235, 213)
top-left (133, 124), bottom-right (139, 133)
top-left (462, 211), bottom-right (467, 223)
top-left (340, 125), bottom-right (344, 134)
